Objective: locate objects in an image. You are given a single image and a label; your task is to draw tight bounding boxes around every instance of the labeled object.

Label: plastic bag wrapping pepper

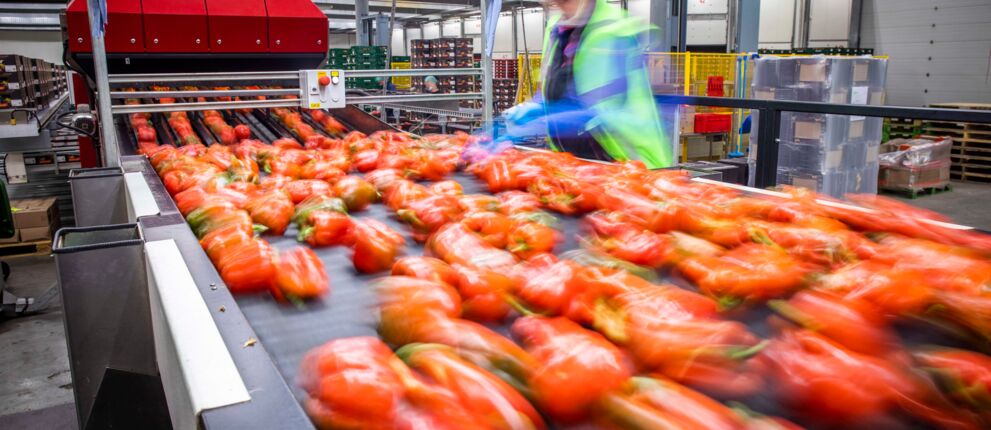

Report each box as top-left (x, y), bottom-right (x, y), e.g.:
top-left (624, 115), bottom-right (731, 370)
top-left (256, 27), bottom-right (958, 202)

top-left (913, 347), bottom-right (991, 416)
top-left (750, 222), bottom-right (879, 268)
top-left (284, 179), bottom-right (333, 204)
top-left (217, 237), bottom-right (275, 293)
top-left (507, 220), bottom-right (558, 260)
top-left (352, 219), bottom-right (406, 273)
top-left (376, 276), bottom-right (463, 346)
top-left (870, 236), bottom-right (991, 296)
top-left (271, 247), bottom-right (329, 303)
top-left (293, 195), bottom-right (348, 227)
top-left (383, 180), bottom-right (432, 211)
top-left (571, 267), bottom-right (764, 398)
top-left (511, 316), bottom-right (634, 423)
top-left (245, 190), bottom-right (294, 236)
top-left (429, 180), bottom-right (463, 197)
top-left (200, 221), bottom-right (254, 263)
top-left (451, 264), bottom-right (512, 323)
top-left (458, 194), bottom-right (501, 214)
top-left (300, 159), bottom-right (346, 182)
top-left (299, 211), bottom-right (354, 248)
top-left (677, 244), bottom-right (815, 303)
top-left (391, 257), bottom-right (459, 286)
top-left (759, 329), bottom-right (984, 429)
top-left (185, 199), bottom-right (246, 238)
top-left (593, 376), bottom-right (800, 430)
top-left (768, 289), bottom-right (898, 356)
top-left (428, 223), bottom-right (518, 270)
top-left (511, 258), bottom-right (582, 316)
top-left (497, 191), bottom-right (542, 215)
top-left (817, 260), bottom-right (935, 317)
top-left (397, 195), bottom-right (463, 242)
top-left (398, 344), bottom-right (547, 430)
top-left (584, 212), bottom-right (675, 268)
top-left (335, 176), bottom-right (379, 212)
top-left (460, 212), bottom-right (513, 249)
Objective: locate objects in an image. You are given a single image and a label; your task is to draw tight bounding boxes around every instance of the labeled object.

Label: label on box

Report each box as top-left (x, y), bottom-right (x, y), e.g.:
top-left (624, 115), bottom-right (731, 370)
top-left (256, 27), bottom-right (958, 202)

top-left (870, 90), bottom-right (885, 105)
top-left (826, 150), bottom-right (843, 169)
top-left (795, 120), bottom-right (823, 140)
top-left (867, 144), bottom-right (879, 163)
top-left (849, 118), bottom-right (865, 138)
top-left (850, 86), bottom-right (869, 121)
top-left (754, 89), bottom-right (774, 100)
top-left (799, 63), bottom-right (826, 82)
top-left (830, 88), bottom-right (849, 104)
top-left (853, 63), bottom-right (869, 82)
top-left (792, 177), bottom-right (818, 190)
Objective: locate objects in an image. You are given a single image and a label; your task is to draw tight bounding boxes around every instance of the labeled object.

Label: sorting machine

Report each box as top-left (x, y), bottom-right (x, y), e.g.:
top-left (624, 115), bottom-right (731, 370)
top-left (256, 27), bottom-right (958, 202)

top-left (53, 2), bottom-right (985, 430)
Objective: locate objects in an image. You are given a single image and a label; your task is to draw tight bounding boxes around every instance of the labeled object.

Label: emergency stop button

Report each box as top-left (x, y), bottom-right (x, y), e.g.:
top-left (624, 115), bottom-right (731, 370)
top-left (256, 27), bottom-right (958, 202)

top-left (319, 75), bottom-right (331, 86)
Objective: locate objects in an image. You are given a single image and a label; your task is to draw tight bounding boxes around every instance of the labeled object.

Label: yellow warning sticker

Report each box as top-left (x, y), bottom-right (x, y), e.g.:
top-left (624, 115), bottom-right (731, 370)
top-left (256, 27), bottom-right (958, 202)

top-left (310, 102), bottom-right (321, 108)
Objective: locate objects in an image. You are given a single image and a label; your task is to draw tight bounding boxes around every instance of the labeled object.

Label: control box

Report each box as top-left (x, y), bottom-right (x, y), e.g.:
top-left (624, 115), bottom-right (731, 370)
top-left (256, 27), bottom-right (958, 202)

top-left (301, 69), bottom-right (346, 109)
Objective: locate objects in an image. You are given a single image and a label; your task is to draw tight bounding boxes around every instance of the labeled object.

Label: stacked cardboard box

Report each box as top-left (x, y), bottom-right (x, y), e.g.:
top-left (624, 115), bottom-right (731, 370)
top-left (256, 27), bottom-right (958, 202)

top-left (749, 56), bottom-right (888, 198)
top-left (0, 55), bottom-right (68, 110)
top-left (410, 38), bottom-right (475, 93)
top-left (0, 197), bottom-right (59, 244)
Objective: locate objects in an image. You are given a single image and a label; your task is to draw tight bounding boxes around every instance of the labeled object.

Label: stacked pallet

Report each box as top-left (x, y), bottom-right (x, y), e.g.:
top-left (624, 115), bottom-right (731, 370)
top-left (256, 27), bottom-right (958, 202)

top-left (924, 103), bottom-right (991, 183)
top-left (410, 38), bottom-right (475, 94)
top-left (885, 117), bottom-right (922, 140)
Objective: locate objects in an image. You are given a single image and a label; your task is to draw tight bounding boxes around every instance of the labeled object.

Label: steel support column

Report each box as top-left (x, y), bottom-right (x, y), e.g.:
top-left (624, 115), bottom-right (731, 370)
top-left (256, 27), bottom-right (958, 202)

top-left (732, 0), bottom-right (760, 53)
top-left (355, 0), bottom-right (369, 45)
top-left (87, 0), bottom-right (119, 167)
top-left (480, 0), bottom-right (494, 123)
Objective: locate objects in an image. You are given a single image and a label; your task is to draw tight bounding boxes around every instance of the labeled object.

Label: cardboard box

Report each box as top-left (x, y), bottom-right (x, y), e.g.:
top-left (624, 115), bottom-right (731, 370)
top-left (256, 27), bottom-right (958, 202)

top-left (0, 230), bottom-right (20, 244)
top-left (18, 226), bottom-right (51, 242)
top-left (11, 197), bottom-right (57, 229)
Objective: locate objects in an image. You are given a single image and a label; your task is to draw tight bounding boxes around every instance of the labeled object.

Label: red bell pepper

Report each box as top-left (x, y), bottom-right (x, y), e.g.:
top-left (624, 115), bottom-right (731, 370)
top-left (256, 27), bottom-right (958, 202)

top-left (427, 223), bottom-right (517, 270)
top-left (497, 191), bottom-right (542, 215)
top-left (334, 176), bottom-right (379, 212)
top-left (914, 347), bottom-right (991, 412)
top-left (760, 328), bottom-right (982, 429)
top-left (397, 195), bottom-right (463, 242)
top-left (245, 190), bottom-right (294, 236)
top-left (272, 247), bottom-right (329, 302)
top-left (511, 258), bottom-right (582, 316)
top-left (399, 344), bottom-right (547, 430)
top-left (217, 238), bottom-right (275, 293)
top-left (383, 180), bottom-right (431, 211)
top-left (677, 244), bottom-right (814, 304)
top-left (299, 159), bottom-right (345, 182)
top-left (299, 211), bottom-right (354, 247)
top-left (460, 211), bottom-right (513, 249)
top-left (391, 257), bottom-right (459, 286)
top-left (452, 264), bottom-right (512, 322)
top-left (284, 179), bottom-right (333, 204)
top-left (292, 194), bottom-right (348, 226)
top-left (200, 222), bottom-right (254, 263)
top-left (818, 260), bottom-right (935, 317)
top-left (376, 276), bottom-right (463, 346)
top-left (352, 219), bottom-right (406, 273)
top-left (365, 168), bottom-right (405, 192)
top-left (297, 337), bottom-right (407, 429)
top-left (507, 220), bottom-right (559, 260)
top-left (352, 149), bottom-right (381, 173)
top-left (234, 124), bottom-right (251, 141)
top-left (428, 180), bottom-right (463, 197)
top-left (511, 316), bottom-right (633, 422)
top-left (458, 194), bottom-right (501, 214)
top-left (768, 289), bottom-right (897, 355)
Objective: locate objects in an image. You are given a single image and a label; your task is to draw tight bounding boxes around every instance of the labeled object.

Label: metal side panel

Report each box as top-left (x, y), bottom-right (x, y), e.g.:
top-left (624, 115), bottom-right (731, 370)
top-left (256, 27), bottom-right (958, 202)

top-left (145, 239), bottom-right (251, 430)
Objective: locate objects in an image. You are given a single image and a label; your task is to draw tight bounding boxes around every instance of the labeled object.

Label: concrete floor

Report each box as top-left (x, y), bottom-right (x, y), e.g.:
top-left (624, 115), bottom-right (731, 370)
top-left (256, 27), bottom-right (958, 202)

top-left (0, 255), bottom-right (76, 429)
top-left (0, 181), bottom-right (988, 430)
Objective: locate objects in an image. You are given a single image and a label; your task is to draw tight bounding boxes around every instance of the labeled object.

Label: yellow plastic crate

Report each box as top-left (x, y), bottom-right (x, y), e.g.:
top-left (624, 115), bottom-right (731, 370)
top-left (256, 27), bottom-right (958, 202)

top-left (516, 53), bottom-right (542, 104)
top-left (391, 62), bottom-right (411, 90)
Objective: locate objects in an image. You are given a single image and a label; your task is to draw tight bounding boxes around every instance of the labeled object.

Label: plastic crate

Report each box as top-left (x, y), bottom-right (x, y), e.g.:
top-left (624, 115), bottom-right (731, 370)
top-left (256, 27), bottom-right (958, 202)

top-left (694, 113), bottom-right (732, 133)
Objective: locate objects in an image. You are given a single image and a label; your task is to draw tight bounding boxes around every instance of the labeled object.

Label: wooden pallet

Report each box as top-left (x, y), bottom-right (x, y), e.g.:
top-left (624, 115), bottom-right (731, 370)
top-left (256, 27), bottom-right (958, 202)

top-left (930, 102), bottom-right (991, 111)
top-left (0, 239), bottom-right (51, 258)
top-left (881, 183), bottom-right (952, 199)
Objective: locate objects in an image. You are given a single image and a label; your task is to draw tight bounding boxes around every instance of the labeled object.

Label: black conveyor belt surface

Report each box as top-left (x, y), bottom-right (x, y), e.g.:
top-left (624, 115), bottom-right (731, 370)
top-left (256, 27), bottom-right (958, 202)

top-left (232, 172), bottom-right (585, 400)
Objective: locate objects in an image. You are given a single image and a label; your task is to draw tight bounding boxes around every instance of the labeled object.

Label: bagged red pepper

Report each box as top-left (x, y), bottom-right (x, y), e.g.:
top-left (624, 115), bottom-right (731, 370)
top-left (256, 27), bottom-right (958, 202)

top-left (391, 257), bottom-right (459, 286)
top-left (334, 176), bottom-right (378, 212)
top-left (217, 238), bottom-right (275, 293)
top-left (284, 179), bottom-right (333, 204)
top-left (511, 316), bottom-right (633, 422)
top-left (352, 219), bottom-right (405, 273)
top-left (299, 210), bottom-right (354, 247)
top-left (399, 344), bottom-right (546, 430)
top-left (452, 264), bottom-right (512, 323)
top-left (245, 190), bottom-right (294, 236)
top-left (271, 247), bottom-right (329, 303)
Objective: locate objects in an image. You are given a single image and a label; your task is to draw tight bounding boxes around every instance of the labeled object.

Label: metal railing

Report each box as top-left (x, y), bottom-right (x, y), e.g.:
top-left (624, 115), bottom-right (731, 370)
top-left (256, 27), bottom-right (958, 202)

top-left (655, 95), bottom-right (991, 188)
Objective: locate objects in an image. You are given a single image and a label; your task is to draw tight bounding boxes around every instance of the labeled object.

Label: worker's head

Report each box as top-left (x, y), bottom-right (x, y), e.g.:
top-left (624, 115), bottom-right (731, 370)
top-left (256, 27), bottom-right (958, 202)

top-left (424, 76), bottom-right (439, 93)
top-left (545, 0), bottom-right (594, 22)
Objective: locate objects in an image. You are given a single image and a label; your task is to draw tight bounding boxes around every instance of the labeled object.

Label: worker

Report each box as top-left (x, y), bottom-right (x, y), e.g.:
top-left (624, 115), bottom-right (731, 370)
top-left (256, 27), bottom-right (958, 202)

top-left (500, 0), bottom-right (673, 168)
top-left (423, 76), bottom-right (440, 94)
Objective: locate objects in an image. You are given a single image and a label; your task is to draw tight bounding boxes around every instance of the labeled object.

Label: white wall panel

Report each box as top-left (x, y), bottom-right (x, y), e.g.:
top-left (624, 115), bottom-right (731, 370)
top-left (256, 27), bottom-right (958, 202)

top-left (688, 0), bottom-right (728, 14)
top-left (758, 0), bottom-right (795, 48)
top-left (494, 13), bottom-right (514, 53)
top-left (808, 0), bottom-right (852, 45)
top-left (687, 20), bottom-right (727, 45)
top-left (328, 33), bottom-right (355, 49)
top-left (442, 20), bottom-right (462, 37)
top-left (860, 0), bottom-right (991, 106)
top-left (423, 22), bottom-right (440, 39)
top-left (517, 8), bottom-right (546, 55)
top-left (0, 31), bottom-right (63, 64)
top-left (391, 28), bottom-right (405, 56)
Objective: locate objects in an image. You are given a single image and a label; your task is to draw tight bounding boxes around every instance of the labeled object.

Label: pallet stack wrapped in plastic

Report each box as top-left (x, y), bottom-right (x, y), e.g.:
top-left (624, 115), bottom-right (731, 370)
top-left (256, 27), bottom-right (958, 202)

top-left (748, 55), bottom-right (887, 198)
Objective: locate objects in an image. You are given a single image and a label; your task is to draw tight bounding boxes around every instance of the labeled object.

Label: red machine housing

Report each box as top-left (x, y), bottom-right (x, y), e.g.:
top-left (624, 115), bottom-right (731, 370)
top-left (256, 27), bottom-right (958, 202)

top-left (64, 0), bottom-right (328, 77)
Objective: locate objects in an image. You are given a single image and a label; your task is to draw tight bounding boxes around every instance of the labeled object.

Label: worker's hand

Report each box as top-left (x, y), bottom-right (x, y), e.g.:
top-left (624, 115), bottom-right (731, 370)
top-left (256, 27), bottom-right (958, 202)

top-left (503, 102), bottom-right (544, 127)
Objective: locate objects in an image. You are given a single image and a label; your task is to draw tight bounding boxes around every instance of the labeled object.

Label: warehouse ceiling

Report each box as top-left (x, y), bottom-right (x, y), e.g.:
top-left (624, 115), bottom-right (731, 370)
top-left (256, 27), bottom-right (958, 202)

top-left (0, 1), bottom-right (543, 32)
